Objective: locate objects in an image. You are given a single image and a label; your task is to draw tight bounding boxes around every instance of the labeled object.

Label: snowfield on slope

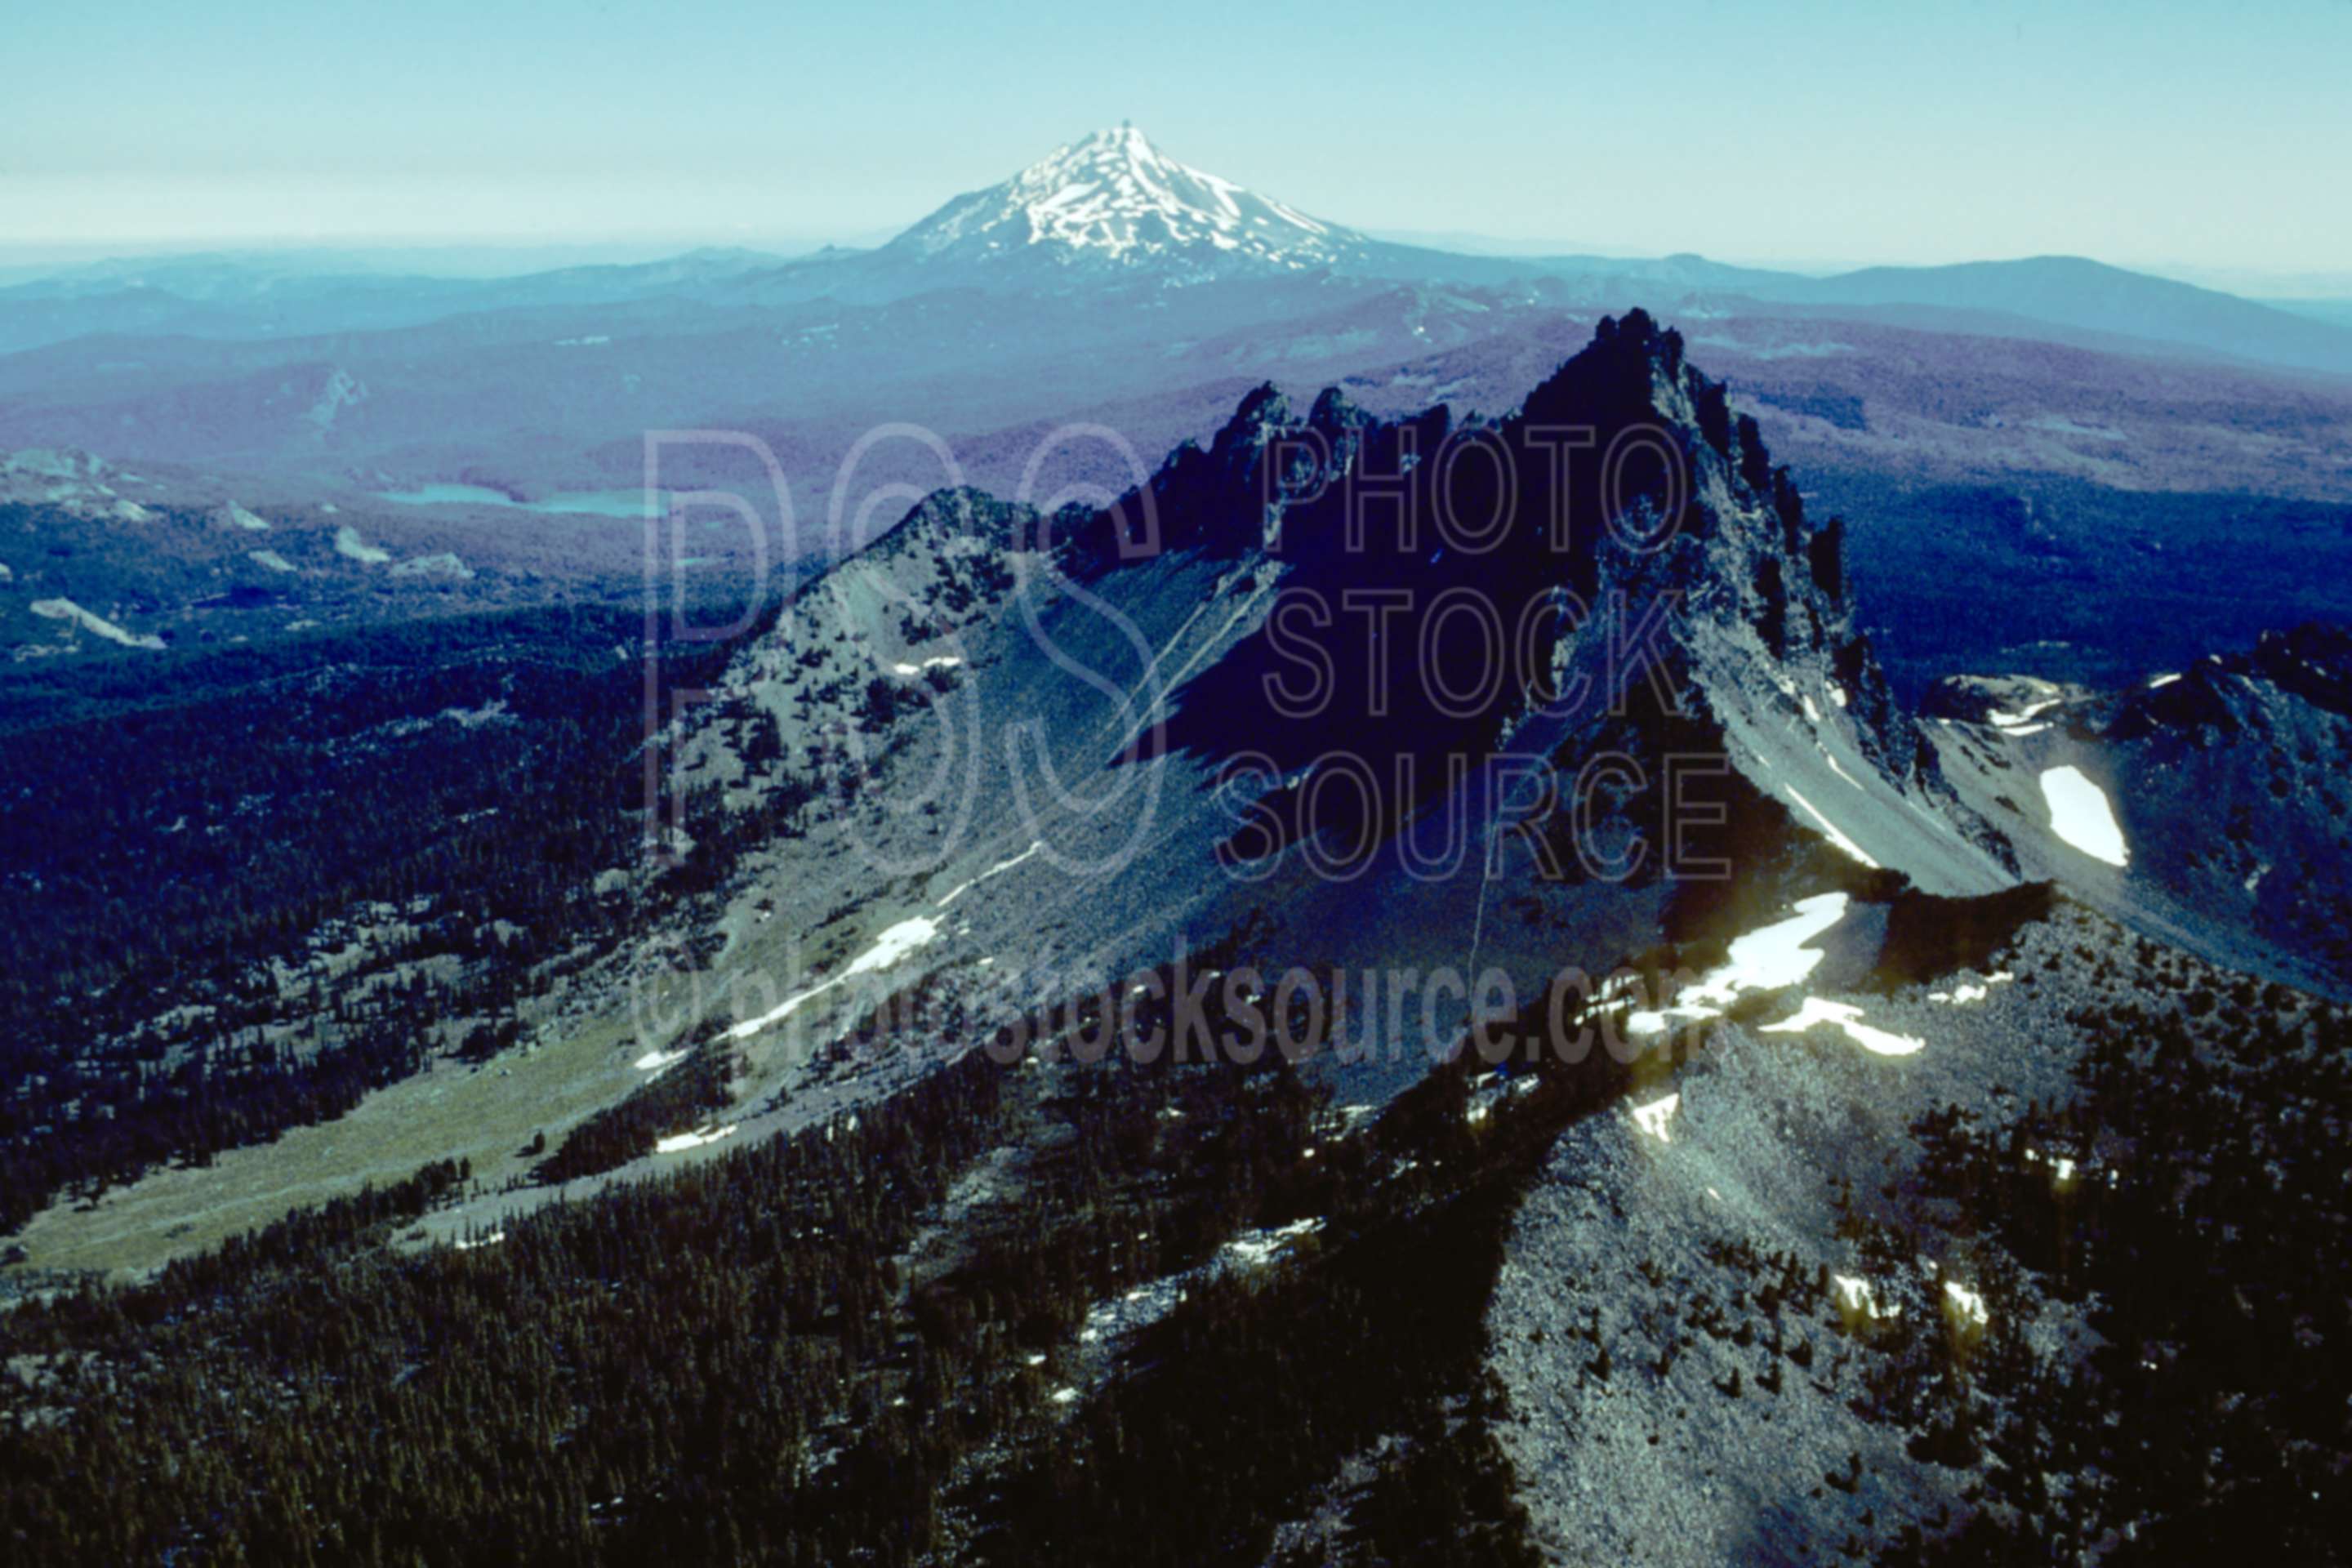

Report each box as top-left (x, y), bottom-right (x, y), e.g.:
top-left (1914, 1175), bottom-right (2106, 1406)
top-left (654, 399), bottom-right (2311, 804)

top-left (29, 597), bottom-right (164, 649)
top-left (2040, 765), bottom-right (2130, 866)
top-left (1626, 893), bottom-right (1849, 1040)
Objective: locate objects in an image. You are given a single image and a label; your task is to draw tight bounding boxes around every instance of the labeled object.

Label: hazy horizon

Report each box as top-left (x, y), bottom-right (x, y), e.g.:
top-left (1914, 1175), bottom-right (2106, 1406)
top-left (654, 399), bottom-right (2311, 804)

top-left (6, 232), bottom-right (2350, 304)
top-left (10, 0), bottom-right (2349, 283)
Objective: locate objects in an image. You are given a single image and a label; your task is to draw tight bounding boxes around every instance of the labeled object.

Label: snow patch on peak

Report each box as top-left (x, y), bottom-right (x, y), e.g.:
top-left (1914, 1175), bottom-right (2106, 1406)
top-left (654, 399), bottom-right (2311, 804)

top-left (890, 127), bottom-right (1361, 277)
top-left (1624, 894), bottom-right (1849, 1040)
top-left (1631, 1093), bottom-right (1680, 1143)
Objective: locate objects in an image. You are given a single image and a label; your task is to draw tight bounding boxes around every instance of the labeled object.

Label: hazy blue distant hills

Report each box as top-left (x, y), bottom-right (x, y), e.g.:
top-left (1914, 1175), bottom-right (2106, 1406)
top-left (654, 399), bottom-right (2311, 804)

top-left (0, 247), bottom-right (795, 353)
top-left (1737, 255), bottom-right (2352, 380)
top-left (8, 132), bottom-right (2345, 389)
top-left (2275, 298), bottom-right (2352, 331)
top-left (5, 124), bottom-right (2350, 663)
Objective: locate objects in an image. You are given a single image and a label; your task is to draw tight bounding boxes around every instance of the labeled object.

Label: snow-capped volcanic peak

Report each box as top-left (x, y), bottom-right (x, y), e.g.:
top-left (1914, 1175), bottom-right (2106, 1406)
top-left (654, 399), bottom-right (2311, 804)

top-left (889, 125), bottom-right (1362, 276)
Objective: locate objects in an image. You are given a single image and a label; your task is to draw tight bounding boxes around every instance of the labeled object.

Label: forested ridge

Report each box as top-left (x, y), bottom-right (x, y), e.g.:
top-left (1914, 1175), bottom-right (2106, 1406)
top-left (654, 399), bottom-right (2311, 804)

top-left (9, 834), bottom-right (2351, 1561)
top-left (0, 933), bottom-right (1638, 1566)
top-left (0, 603), bottom-right (789, 1232)
top-left (1883, 950), bottom-right (2352, 1561)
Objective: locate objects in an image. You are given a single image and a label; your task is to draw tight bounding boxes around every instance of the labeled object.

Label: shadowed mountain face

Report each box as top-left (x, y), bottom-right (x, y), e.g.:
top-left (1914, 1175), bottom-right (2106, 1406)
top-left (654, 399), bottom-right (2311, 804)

top-left (1064, 310), bottom-right (2011, 899)
top-left (652, 314), bottom-right (2017, 1121)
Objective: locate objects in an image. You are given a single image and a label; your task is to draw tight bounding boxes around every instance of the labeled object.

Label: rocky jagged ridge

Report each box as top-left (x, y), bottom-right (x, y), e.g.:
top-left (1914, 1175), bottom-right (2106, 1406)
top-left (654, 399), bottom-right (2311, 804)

top-left (2101, 624), bottom-right (2352, 985)
top-left (2110, 621), bottom-right (2352, 740)
top-left (693, 312), bottom-right (2012, 893)
top-left (680, 487), bottom-right (1051, 802)
top-left (1081, 310), bottom-right (2009, 893)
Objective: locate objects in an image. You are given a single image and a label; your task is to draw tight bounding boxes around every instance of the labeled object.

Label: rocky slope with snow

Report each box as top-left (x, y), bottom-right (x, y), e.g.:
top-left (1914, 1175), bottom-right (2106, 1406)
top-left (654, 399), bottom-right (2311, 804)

top-left (614, 310), bottom-right (2028, 1151)
top-left (1489, 880), bottom-right (2352, 1563)
top-left (876, 125), bottom-right (1374, 285)
top-left (1927, 623), bottom-right (2352, 995)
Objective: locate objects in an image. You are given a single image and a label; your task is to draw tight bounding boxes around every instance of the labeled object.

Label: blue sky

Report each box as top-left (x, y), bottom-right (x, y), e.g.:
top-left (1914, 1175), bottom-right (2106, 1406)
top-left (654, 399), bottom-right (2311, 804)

top-left (7, 0), bottom-right (2348, 278)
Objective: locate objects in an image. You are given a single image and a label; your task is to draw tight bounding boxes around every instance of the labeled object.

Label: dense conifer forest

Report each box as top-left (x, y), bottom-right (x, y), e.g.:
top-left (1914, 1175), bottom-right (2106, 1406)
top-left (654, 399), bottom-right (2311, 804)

top-left (0, 947), bottom-right (1622, 1565)
top-left (0, 604), bottom-right (779, 1232)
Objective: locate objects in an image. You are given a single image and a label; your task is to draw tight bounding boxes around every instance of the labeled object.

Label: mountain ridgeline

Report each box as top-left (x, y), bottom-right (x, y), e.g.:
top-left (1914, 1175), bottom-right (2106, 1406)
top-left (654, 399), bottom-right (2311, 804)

top-left (801, 306), bottom-right (2007, 906)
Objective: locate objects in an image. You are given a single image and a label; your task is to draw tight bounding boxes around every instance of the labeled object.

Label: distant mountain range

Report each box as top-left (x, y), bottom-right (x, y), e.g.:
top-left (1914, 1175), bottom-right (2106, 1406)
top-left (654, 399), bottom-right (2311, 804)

top-left (4, 127), bottom-right (2350, 381)
top-left (1736, 255), bottom-right (2352, 381)
top-left (7, 127), bottom-right (2352, 692)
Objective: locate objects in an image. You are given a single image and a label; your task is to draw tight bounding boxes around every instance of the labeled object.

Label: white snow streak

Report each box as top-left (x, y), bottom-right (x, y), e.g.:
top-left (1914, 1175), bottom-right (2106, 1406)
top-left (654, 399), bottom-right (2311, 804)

top-left (1785, 786), bottom-right (1880, 867)
top-left (30, 598), bottom-right (165, 649)
top-left (1928, 973), bottom-right (2014, 1005)
top-left (936, 840), bottom-right (1044, 908)
top-left (725, 917), bottom-right (942, 1040)
top-left (333, 525), bottom-right (390, 565)
top-left (1943, 1280), bottom-right (1989, 1328)
top-left (655, 1123), bottom-right (738, 1155)
top-left (1832, 1274), bottom-right (1897, 1321)
top-left (1761, 997), bottom-right (1924, 1058)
